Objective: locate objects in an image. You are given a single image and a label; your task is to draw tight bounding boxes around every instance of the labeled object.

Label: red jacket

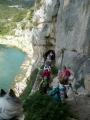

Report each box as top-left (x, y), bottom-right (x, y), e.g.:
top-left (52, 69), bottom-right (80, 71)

top-left (42, 70), bottom-right (51, 78)
top-left (59, 69), bottom-right (71, 79)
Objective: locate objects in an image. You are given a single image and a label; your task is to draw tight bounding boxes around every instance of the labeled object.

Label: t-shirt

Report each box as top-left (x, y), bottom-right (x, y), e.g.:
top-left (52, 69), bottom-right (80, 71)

top-left (42, 70), bottom-right (51, 78)
top-left (59, 69), bottom-right (71, 79)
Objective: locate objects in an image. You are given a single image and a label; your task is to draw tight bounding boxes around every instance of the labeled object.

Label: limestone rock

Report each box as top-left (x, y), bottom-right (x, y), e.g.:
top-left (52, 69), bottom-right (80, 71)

top-left (56, 0), bottom-right (90, 88)
top-left (30, 0), bottom-right (90, 94)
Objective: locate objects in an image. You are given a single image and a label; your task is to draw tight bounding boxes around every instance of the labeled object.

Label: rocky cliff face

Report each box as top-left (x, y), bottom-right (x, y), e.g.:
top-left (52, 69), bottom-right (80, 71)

top-left (56, 0), bottom-right (90, 82)
top-left (32, 0), bottom-right (90, 75)
top-left (30, 0), bottom-right (90, 93)
top-left (30, 0), bottom-right (60, 67)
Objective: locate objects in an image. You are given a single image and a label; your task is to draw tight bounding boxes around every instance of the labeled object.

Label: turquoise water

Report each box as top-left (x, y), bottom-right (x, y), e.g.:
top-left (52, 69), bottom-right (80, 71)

top-left (0, 45), bottom-right (26, 90)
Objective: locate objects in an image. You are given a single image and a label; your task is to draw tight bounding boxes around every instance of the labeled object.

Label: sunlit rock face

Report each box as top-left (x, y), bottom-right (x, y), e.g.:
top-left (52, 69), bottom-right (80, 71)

top-left (56, 0), bottom-right (90, 73)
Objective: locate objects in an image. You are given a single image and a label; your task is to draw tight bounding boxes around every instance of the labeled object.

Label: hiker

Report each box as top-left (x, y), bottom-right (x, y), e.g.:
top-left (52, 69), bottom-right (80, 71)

top-left (40, 66), bottom-right (51, 93)
top-left (58, 66), bottom-right (74, 85)
top-left (48, 80), bottom-right (66, 102)
top-left (42, 66), bottom-right (51, 81)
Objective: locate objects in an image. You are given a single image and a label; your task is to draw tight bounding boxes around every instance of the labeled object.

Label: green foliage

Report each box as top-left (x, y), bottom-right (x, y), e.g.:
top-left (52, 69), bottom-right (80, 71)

top-left (0, 21), bottom-right (16, 35)
top-left (20, 65), bottom-right (45, 100)
top-left (0, 5), bottom-right (26, 35)
top-left (12, 10), bottom-right (27, 22)
top-left (51, 65), bottom-right (58, 76)
top-left (24, 92), bottom-right (74, 120)
top-left (20, 68), bottom-right (39, 100)
top-left (26, 7), bottom-right (34, 21)
top-left (0, 1), bottom-right (35, 35)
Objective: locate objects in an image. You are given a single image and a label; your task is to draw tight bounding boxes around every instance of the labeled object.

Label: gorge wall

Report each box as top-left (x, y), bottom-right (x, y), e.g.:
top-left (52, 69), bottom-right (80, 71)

top-left (56, 0), bottom-right (90, 76)
top-left (32, 0), bottom-right (90, 75)
top-left (30, 0), bottom-right (90, 93)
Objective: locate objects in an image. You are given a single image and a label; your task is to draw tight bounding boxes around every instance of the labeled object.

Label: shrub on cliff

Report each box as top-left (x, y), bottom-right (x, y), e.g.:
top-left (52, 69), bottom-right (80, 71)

top-left (24, 92), bottom-right (74, 120)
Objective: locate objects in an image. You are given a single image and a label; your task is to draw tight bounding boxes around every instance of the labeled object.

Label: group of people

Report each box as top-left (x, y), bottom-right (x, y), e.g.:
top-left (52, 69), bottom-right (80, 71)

top-left (48, 65), bottom-right (74, 102)
top-left (39, 50), bottom-right (74, 102)
top-left (39, 51), bottom-right (55, 93)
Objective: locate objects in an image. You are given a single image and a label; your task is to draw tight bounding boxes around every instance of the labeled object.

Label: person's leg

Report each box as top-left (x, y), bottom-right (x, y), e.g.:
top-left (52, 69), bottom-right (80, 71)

top-left (64, 78), bottom-right (69, 85)
top-left (64, 86), bottom-right (68, 98)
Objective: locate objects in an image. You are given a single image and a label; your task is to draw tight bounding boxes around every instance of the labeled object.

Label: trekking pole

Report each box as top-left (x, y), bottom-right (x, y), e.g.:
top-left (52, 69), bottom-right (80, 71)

top-left (69, 83), bottom-right (77, 104)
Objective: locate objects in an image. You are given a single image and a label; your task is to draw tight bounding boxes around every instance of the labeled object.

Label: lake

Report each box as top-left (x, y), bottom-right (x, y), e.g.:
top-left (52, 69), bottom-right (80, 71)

top-left (0, 45), bottom-right (26, 90)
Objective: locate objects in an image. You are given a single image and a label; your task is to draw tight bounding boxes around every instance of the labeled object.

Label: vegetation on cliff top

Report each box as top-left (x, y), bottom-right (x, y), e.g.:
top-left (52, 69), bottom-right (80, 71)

top-left (24, 91), bottom-right (75, 120)
top-left (0, 0), bottom-right (35, 36)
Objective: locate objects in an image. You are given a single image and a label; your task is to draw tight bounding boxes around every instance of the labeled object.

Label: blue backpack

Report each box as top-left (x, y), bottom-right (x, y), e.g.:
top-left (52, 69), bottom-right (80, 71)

top-left (48, 85), bottom-right (65, 102)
